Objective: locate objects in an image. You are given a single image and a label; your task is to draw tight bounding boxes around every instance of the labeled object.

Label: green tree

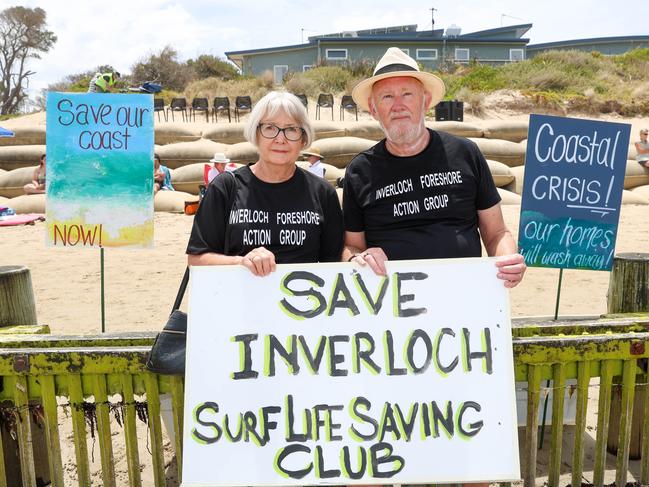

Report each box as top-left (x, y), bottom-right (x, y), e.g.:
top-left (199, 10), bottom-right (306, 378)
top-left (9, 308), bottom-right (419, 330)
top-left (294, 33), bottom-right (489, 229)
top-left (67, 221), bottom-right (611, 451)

top-left (186, 54), bottom-right (239, 81)
top-left (130, 46), bottom-right (190, 92)
top-left (0, 6), bottom-right (57, 114)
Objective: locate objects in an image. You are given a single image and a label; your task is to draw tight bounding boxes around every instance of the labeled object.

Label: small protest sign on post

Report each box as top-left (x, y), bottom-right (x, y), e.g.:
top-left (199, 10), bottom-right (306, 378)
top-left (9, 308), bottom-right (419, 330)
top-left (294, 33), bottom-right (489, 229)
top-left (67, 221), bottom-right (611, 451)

top-left (182, 259), bottom-right (520, 485)
top-left (45, 93), bottom-right (154, 248)
top-left (518, 114), bottom-right (630, 271)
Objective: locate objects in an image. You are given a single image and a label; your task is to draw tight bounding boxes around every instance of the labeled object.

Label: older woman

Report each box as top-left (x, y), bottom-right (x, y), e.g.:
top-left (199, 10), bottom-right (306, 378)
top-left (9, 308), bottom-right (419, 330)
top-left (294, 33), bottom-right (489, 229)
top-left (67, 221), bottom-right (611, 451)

top-left (187, 91), bottom-right (343, 274)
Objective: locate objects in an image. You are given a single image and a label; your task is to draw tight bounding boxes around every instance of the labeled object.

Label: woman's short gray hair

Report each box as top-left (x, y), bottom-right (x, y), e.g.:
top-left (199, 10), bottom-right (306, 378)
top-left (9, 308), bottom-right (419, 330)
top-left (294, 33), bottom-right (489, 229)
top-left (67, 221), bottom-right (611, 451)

top-left (244, 91), bottom-right (314, 148)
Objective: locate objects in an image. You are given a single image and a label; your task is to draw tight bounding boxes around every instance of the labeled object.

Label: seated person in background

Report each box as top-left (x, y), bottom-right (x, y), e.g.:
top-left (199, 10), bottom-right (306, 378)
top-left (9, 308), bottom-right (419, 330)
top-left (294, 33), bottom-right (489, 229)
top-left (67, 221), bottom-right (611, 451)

top-left (204, 152), bottom-right (237, 185)
top-left (154, 153), bottom-right (174, 194)
top-left (635, 129), bottom-right (649, 168)
top-left (301, 147), bottom-right (325, 178)
top-left (23, 154), bottom-right (46, 195)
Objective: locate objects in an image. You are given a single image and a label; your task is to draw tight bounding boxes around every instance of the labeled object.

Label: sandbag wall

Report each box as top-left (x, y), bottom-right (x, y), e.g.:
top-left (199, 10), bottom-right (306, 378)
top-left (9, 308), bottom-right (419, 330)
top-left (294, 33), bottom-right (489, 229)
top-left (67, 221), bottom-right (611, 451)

top-left (2, 120), bottom-right (648, 213)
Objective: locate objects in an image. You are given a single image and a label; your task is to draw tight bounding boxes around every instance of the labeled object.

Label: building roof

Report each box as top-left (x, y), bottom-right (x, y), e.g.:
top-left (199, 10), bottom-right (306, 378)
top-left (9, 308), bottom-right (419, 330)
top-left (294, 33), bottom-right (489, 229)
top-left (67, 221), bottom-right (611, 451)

top-left (528, 35), bottom-right (649, 50)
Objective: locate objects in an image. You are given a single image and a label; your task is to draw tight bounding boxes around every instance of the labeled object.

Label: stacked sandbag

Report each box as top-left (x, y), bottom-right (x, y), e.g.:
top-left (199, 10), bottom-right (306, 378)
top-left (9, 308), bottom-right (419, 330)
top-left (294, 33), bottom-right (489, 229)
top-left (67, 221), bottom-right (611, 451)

top-left (8, 194), bottom-right (45, 214)
top-left (624, 160), bottom-right (649, 189)
top-left (0, 145), bottom-right (45, 171)
top-left (202, 123), bottom-right (247, 144)
top-left (486, 160), bottom-right (514, 188)
top-left (628, 144), bottom-right (636, 161)
top-left (312, 121), bottom-right (347, 140)
top-left (309, 137), bottom-right (376, 168)
top-left (497, 188), bottom-right (522, 205)
top-left (226, 142), bottom-right (258, 165)
top-left (295, 161), bottom-right (345, 188)
top-left (426, 121), bottom-right (483, 138)
top-left (154, 124), bottom-right (202, 145)
top-left (482, 120), bottom-right (529, 143)
top-left (631, 185), bottom-right (649, 200)
top-left (505, 166), bottom-right (526, 195)
top-left (0, 166), bottom-right (37, 198)
top-left (154, 190), bottom-right (198, 213)
top-left (0, 126), bottom-right (46, 146)
top-left (172, 163), bottom-right (244, 194)
top-left (344, 121), bottom-right (385, 140)
top-left (157, 139), bottom-right (229, 169)
top-left (621, 190), bottom-right (649, 205)
top-left (0, 196), bottom-right (8, 206)
top-left (468, 138), bottom-right (526, 167)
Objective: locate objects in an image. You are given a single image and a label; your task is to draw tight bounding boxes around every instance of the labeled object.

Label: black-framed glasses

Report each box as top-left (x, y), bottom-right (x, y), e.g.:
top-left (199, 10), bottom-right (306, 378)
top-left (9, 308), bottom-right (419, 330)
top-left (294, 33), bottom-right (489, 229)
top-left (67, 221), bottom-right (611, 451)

top-left (258, 123), bottom-right (304, 141)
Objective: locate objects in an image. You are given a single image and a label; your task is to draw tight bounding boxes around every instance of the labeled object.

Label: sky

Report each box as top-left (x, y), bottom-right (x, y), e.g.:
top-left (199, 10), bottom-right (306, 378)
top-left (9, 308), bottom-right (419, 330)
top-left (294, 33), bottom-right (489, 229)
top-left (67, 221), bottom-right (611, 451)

top-left (1, 0), bottom-right (647, 98)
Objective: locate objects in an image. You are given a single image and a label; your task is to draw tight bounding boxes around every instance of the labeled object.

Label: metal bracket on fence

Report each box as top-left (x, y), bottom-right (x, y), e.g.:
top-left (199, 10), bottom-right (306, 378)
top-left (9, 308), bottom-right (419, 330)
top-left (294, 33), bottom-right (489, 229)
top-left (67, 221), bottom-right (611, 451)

top-left (12, 354), bottom-right (29, 373)
top-left (630, 340), bottom-right (645, 355)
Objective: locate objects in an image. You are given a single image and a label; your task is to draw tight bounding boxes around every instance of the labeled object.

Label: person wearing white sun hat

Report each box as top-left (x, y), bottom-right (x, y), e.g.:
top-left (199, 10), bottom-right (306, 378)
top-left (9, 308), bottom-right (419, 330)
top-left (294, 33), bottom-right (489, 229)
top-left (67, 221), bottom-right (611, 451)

top-left (343, 47), bottom-right (526, 289)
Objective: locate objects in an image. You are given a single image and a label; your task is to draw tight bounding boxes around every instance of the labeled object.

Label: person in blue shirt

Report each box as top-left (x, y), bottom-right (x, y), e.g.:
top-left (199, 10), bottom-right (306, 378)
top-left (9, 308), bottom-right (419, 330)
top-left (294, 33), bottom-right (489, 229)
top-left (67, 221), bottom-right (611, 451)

top-left (154, 153), bottom-right (174, 193)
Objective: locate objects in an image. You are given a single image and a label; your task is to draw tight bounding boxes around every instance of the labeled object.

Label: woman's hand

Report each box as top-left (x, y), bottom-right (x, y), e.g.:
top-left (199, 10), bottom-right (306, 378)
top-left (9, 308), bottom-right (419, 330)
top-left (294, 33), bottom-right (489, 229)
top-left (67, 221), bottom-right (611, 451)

top-left (241, 247), bottom-right (277, 277)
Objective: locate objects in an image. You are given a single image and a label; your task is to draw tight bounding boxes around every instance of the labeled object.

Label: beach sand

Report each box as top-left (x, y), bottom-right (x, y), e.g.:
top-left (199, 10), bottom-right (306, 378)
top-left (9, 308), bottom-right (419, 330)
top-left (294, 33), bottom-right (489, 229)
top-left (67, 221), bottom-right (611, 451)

top-left (3, 205), bottom-right (648, 334)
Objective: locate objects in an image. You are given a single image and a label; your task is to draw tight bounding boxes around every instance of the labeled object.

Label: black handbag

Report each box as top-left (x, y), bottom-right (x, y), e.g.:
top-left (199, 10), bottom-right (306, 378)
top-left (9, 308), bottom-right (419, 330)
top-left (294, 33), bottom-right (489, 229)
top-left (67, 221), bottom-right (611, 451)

top-left (145, 267), bottom-right (190, 374)
top-left (146, 171), bottom-right (237, 375)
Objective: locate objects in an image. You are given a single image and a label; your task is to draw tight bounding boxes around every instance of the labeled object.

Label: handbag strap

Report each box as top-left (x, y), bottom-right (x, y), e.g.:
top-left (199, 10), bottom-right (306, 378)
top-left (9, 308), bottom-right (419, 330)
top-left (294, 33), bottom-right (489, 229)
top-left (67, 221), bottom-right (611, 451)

top-left (171, 267), bottom-right (190, 313)
top-left (173, 171), bottom-right (238, 313)
top-left (223, 170), bottom-right (237, 254)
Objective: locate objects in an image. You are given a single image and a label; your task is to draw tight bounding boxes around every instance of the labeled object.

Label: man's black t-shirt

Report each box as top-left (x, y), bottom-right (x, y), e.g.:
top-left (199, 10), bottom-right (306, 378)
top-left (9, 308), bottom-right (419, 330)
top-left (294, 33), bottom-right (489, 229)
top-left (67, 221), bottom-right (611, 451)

top-left (343, 129), bottom-right (500, 260)
top-left (187, 165), bottom-right (343, 263)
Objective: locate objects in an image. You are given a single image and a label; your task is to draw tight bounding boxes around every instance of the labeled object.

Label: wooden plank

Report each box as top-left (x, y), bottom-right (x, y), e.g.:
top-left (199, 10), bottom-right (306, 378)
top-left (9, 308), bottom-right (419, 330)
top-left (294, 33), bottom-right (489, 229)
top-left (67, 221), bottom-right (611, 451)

top-left (40, 375), bottom-right (64, 487)
top-left (524, 364), bottom-right (541, 487)
top-left (169, 375), bottom-right (184, 480)
top-left (593, 359), bottom-right (614, 487)
top-left (121, 373), bottom-right (141, 487)
top-left (68, 374), bottom-right (91, 486)
top-left (145, 373), bottom-right (166, 487)
top-left (92, 374), bottom-right (115, 487)
top-left (548, 363), bottom-right (566, 487)
top-left (615, 359), bottom-right (637, 487)
top-left (13, 375), bottom-right (36, 487)
top-left (571, 360), bottom-right (590, 487)
top-left (641, 375), bottom-right (649, 485)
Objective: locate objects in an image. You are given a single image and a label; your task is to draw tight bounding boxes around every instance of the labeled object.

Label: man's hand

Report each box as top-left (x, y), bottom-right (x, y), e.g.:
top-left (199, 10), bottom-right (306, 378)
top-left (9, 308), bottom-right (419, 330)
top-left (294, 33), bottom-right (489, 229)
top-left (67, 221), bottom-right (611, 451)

top-left (241, 246), bottom-right (276, 277)
top-left (350, 247), bottom-right (388, 276)
top-left (495, 253), bottom-right (526, 288)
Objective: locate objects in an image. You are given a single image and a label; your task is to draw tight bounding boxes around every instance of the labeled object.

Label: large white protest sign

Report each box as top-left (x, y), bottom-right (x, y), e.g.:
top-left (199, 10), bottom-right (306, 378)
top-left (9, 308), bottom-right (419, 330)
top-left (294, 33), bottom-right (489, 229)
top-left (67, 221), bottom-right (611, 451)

top-left (182, 258), bottom-right (519, 486)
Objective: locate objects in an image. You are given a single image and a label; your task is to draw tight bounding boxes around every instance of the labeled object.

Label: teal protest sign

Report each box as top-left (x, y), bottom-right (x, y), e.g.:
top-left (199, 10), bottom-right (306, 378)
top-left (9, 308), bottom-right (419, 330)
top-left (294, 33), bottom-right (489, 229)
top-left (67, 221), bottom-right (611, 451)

top-left (518, 115), bottom-right (630, 271)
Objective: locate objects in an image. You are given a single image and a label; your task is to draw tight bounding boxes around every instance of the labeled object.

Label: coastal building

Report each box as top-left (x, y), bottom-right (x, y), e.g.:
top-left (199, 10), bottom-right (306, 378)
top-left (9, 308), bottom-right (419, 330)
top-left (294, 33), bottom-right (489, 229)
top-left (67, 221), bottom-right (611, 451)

top-left (527, 35), bottom-right (649, 57)
top-left (225, 24), bottom-right (649, 84)
top-left (225, 24), bottom-right (532, 83)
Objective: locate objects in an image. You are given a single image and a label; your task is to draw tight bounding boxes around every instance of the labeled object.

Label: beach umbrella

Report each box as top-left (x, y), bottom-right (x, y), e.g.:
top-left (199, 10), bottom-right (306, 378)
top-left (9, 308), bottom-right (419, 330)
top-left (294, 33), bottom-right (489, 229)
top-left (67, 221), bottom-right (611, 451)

top-left (0, 126), bottom-right (14, 137)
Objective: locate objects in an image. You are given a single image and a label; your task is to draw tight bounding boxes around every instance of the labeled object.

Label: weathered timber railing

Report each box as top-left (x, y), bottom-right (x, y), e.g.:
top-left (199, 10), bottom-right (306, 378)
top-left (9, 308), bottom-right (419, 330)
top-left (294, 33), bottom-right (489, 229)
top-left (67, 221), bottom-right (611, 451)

top-left (0, 318), bottom-right (647, 487)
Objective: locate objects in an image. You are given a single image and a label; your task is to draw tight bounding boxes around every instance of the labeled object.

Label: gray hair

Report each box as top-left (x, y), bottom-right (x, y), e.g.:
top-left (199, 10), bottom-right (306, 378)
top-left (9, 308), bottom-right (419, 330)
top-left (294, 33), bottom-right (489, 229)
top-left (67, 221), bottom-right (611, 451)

top-left (244, 91), bottom-right (314, 148)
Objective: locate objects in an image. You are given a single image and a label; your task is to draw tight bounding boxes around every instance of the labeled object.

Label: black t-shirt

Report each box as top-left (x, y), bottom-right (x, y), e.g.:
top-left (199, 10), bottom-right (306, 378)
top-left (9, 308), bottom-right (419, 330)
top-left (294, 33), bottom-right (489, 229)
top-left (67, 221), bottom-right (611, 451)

top-left (187, 165), bottom-right (343, 263)
top-left (343, 129), bottom-right (500, 260)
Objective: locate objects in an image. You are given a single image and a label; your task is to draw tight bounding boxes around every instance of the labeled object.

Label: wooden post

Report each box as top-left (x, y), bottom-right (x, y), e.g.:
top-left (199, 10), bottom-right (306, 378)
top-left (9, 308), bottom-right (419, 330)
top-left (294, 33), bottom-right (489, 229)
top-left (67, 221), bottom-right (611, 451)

top-left (607, 253), bottom-right (649, 314)
top-left (606, 253), bottom-right (649, 460)
top-left (0, 265), bottom-right (37, 327)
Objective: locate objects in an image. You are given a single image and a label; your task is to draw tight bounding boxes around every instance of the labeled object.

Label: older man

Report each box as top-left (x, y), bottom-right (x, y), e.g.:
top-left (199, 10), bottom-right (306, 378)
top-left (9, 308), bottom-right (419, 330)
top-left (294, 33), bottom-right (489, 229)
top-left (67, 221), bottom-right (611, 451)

top-left (343, 47), bottom-right (525, 288)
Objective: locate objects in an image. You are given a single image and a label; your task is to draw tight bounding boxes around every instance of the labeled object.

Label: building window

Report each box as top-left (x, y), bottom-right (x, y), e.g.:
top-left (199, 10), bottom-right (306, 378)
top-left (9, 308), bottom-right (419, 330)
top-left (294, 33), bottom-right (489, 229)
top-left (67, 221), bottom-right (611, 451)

top-left (326, 49), bottom-right (348, 60)
top-left (510, 49), bottom-right (524, 62)
top-left (273, 65), bottom-right (288, 84)
top-left (303, 65), bottom-right (314, 72)
top-left (416, 49), bottom-right (438, 60)
top-left (455, 48), bottom-right (469, 62)
top-left (400, 48), bottom-right (410, 56)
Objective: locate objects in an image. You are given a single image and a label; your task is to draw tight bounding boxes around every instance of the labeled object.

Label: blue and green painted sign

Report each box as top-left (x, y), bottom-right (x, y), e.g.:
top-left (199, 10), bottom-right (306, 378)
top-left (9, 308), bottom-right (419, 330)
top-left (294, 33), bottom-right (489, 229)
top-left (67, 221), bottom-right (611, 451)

top-left (518, 114), bottom-right (630, 271)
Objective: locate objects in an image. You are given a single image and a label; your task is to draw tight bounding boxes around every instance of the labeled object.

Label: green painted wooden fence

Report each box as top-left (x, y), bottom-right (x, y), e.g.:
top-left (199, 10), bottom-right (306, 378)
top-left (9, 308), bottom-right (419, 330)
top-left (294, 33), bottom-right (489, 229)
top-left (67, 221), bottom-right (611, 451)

top-left (0, 316), bottom-right (646, 486)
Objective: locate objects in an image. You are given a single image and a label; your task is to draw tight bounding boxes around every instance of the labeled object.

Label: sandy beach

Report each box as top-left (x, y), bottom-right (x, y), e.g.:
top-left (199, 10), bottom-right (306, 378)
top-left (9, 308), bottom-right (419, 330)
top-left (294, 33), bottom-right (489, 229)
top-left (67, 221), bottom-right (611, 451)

top-left (1, 203), bottom-right (647, 335)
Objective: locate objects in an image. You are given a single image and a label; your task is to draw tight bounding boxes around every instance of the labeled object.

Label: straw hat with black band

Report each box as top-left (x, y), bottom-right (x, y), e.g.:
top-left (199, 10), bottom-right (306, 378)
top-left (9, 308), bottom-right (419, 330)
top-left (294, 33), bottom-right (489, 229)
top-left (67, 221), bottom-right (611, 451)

top-left (301, 147), bottom-right (325, 160)
top-left (351, 47), bottom-right (446, 113)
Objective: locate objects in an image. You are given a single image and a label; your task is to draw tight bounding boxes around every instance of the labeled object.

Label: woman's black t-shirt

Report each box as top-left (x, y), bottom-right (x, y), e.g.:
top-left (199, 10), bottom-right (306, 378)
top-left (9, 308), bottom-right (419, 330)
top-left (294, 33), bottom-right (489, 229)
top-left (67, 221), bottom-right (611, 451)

top-left (186, 165), bottom-right (343, 263)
